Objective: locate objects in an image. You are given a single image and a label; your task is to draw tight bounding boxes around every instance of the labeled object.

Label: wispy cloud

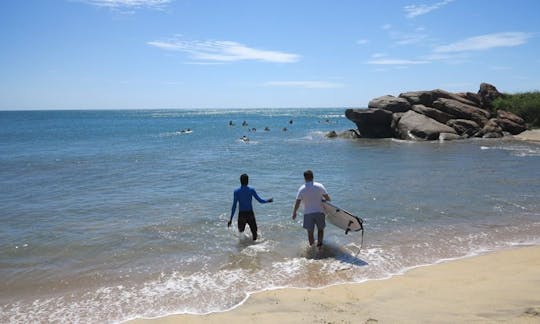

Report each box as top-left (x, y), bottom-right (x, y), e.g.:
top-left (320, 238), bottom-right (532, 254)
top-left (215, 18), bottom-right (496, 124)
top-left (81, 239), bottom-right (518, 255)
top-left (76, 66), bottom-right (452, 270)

top-left (371, 53), bottom-right (387, 58)
top-left (367, 59), bottom-right (430, 65)
top-left (404, 0), bottom-right (454, 18)
top-left (148, 37), bottom-right (300, 63)
top-left (264, 81), bottom-right (344, 89)
top-left (80, 0), bottom-right (172, 10)
top-left (392, 31), bottom-right (429, 45)
top-left (434, 32), bottom-right (532, 53)
top-left (356, 39), bottom-right (370, 45)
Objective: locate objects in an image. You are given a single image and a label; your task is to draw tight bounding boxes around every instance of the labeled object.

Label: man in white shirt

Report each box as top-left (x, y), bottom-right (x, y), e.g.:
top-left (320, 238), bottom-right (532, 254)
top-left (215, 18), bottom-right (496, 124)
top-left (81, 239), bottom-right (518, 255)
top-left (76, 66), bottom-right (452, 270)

top-left (292, 170), bottom-right (331, 249)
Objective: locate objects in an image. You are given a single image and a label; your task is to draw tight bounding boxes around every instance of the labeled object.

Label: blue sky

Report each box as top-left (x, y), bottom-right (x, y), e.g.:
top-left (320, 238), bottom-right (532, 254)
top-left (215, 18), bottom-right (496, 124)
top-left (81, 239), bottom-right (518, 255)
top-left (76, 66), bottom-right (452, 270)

top-left (1, 0), bottom-right (539, 109)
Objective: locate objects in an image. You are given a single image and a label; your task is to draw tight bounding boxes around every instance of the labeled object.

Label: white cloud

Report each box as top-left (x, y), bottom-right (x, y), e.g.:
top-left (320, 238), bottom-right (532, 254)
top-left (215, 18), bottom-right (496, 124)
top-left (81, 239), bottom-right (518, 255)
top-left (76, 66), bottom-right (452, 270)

top-left (392, 31), bottom-right (428, 45)
top-left (356, 39), bottom-right (370, 45)
top-left (371, 53), bottom-right (387, 58)
top-left (264, 81), bottom-right (344, 89)
top-left (148, 38), bottom-right (300, 63)
top-left (367, 59), bottom-right (430, 65)
top-left (404, 0), bottom-right (454, 18)
top-left (434, 32), bottom-right (532, 53)
top-left (80, 0), bottom-right (172, 10)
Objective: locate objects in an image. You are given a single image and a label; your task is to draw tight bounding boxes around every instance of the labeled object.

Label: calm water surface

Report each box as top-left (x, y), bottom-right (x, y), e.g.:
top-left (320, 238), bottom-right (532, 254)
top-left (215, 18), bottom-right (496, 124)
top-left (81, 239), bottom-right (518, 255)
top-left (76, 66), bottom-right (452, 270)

top-left (1, 109), bottom-right (539, 323)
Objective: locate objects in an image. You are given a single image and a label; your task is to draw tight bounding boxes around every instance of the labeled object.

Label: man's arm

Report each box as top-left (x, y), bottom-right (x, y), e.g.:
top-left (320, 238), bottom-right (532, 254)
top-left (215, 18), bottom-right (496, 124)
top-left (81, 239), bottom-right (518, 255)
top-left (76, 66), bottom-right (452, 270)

top-left (252, 189), bottom-right (272, 204)
top-left (323, 193), bottom-right (331, 202)
top-left (229, 193), bottom-right (238, 227)
top-left (292, 199), bottom-right (301, 220)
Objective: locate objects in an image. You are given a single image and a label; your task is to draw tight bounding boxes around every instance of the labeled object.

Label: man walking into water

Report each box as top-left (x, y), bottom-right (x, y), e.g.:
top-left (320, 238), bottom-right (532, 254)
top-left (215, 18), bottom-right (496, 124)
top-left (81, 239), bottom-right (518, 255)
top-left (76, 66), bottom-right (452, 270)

top-left (292, 170), bottom-right (331, 249)
top-left (229, 174), bottom-right (273, 241)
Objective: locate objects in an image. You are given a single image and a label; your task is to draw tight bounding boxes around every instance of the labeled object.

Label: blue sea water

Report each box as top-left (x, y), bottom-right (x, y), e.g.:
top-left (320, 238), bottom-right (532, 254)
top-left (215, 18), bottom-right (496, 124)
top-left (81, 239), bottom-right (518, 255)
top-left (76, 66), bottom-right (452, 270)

top-left (0, 108), bottom-right (539, 323)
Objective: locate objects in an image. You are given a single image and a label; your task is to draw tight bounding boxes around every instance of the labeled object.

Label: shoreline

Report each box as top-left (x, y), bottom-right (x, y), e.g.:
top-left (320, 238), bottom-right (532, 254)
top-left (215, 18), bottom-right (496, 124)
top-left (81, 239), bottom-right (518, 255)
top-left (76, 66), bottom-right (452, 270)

top-left (513, 129), bottom-right (540, 142)
top-left (129, 245), bottom-right (540, 324)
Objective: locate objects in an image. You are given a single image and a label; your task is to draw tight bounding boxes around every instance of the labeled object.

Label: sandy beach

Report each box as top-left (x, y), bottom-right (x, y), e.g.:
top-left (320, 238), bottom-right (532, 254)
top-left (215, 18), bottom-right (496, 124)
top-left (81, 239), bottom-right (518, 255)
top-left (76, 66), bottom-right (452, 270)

top-left (130, 245), bottom-right (540, 324)
top-left (514, 129), bottom-right (540, 142)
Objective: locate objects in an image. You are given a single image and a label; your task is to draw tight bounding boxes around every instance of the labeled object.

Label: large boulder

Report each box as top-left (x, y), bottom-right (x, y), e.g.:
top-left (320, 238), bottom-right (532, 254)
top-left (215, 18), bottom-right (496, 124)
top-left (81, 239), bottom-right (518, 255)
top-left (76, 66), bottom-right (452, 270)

top-left (497, 110), bottom-right (525, 125)
top-left (495, 110), bottom-right (527, 135)
top-left (399, 91), bottom-right (434, 106)
top-left (478, 83), bottom-right (503, 110)
top-left (475, 118), bottom-right (503, 138)
top-left (395, 110), bottom-right (457, 141)
top-left (412, 104), bottom-right (455, 124)
top-left (430, 89), bottom-right (479, 107)
top-left (368, 95), bottom-right (411, 113)
top-left (345, 108), bottom-right (394, 138)
top-left (447, 119), bottom-right (480, 137)
top-left (433, 98), bottom-right (490, 126)
top-left (496, 118), bottom-right (527, 135)
top-left (400, 89), bottom-right (479, 107)
top-left (457, 92), bottom-right (483, 107)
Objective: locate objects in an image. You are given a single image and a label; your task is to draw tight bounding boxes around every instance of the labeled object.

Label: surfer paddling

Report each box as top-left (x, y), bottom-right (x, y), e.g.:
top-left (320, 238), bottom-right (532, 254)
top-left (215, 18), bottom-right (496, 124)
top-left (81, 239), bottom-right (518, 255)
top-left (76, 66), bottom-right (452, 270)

top-left (292, 170), bottom-right (331, 249)
top-left (229, 174), bottom-right (273, 241)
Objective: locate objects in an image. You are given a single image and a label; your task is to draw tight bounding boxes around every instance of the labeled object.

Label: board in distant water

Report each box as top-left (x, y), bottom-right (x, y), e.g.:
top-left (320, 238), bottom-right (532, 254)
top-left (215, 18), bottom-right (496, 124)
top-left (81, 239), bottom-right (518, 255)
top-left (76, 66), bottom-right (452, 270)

top-left (322, 201), bottom-right (363, 235)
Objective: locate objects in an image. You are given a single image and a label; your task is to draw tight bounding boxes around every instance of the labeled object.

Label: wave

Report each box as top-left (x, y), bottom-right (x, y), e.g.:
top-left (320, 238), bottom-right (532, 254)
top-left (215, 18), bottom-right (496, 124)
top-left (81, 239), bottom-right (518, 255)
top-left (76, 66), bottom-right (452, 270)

top-left (480, 144), bottom-right (540, 157)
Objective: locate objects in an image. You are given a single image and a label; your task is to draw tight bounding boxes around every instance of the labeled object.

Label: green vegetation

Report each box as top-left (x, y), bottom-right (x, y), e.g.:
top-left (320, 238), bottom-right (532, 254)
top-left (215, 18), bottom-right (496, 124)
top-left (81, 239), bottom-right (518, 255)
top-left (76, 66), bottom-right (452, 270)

top-left (493, 91), bottom-right (540, 128)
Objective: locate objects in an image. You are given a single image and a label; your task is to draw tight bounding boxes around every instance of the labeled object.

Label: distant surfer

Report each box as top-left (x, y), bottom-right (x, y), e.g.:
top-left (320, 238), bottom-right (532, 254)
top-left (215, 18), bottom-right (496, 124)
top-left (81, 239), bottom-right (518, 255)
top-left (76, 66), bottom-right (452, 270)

top-left (292, 170), bottom-right (331, 249)
top-left (229, 174), bottom-right (273, 241)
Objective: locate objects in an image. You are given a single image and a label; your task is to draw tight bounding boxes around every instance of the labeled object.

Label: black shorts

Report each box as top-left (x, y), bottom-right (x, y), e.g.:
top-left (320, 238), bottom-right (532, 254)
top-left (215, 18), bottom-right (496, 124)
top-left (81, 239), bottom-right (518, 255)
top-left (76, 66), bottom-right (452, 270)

top-left (238, 210), bottom-right (258, 240)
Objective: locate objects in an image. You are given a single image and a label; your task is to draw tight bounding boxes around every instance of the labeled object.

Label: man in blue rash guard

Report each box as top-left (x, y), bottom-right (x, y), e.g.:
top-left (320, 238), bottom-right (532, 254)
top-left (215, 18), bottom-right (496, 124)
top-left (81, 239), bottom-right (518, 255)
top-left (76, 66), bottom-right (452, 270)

top-left (228, 174), bottom-right (273, 240)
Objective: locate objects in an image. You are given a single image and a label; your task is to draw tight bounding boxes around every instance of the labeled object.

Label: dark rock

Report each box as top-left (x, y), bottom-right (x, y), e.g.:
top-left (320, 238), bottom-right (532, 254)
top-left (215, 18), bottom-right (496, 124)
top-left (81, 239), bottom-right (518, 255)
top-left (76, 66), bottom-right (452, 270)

top-left (475, 119), bottom-right (503, 138)
top-left (326, 130), bottom-right (338, 138)
top-left (399, 91), bottom-right (434, 106)
top-left (482, 132), bottom-right (504, 138)
top-left (496, 118), bottom-right (527, 135)
top-left (368, 95), bottom-right (411, 113)
top-left (433, 98), bottom-right (490, 126)
top-left (326, 129), bottom-right (361, 139)
top-left (478, 83), bottom-right (503, 110)
top-left (447, 119), bottom-right (480, 137)
top-left (412, 104), bottom-right (455, 124)
top-left (345, 108), bottom-right (394, 138)
top-left (430, 89), bottom-right (479, 107)
top-left (497, 110), bottom-right (525, 124)
top-left (457, 92), bottom-right (483, 107)
top-left (395, 110), bottom-right (456, 141)
top-left (340, 129), bottom-right (361, 139)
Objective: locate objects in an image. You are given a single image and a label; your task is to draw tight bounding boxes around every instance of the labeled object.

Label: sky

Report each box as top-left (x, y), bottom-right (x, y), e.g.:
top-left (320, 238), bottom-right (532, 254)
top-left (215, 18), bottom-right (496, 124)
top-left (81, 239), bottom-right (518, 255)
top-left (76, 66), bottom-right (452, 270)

top-left (1, 0), bottom-right (539, 110)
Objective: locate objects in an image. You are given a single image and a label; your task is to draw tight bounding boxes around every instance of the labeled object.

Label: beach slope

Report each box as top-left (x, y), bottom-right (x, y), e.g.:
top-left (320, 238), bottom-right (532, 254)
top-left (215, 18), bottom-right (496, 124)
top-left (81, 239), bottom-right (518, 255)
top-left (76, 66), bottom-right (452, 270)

top-left (131, 246), bottom-right (540, 324)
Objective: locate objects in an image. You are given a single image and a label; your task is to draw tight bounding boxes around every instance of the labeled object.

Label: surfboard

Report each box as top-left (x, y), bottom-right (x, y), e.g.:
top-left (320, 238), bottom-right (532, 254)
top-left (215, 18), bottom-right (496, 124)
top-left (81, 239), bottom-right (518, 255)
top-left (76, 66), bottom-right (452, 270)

top-left (322, 201), bottom-right (363, 235)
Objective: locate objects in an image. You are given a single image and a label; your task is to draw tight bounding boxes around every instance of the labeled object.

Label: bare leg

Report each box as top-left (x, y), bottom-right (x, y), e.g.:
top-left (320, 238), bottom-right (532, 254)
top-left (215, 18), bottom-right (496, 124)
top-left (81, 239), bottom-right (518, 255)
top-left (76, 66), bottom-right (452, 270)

top-left (317, 229), bottom-right (324, 248)
top-left (307, 230), bottom-right (315, 246)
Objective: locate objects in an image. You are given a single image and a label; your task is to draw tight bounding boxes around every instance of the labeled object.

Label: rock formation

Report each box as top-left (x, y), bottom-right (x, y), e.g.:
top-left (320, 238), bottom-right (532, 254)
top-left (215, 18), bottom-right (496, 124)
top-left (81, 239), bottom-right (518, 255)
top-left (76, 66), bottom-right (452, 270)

top-left (345, 83), bottom-right (527, 141)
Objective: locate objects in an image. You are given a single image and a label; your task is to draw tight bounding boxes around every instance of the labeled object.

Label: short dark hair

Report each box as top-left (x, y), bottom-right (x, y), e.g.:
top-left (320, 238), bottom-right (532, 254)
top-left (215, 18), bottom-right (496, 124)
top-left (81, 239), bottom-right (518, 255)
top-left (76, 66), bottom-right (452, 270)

top-left (303, 170), bottom-right (314, 181)
top-left (240, 173), bottom-right (249, 186)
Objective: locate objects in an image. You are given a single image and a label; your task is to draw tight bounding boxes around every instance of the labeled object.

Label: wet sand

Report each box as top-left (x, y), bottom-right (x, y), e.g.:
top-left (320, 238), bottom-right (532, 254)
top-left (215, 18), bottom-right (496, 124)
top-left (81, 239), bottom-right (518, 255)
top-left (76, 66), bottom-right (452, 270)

top-left (130, 245), bottom-right (540, 324)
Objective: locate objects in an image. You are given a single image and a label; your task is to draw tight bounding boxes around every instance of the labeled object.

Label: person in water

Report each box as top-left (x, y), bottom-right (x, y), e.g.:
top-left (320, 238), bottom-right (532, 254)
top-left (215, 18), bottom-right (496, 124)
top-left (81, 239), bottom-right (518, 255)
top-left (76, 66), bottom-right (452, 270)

top-left (292, 170), bottom-right (331, 249)
top-left (229, 174), bottom-right (273, 240)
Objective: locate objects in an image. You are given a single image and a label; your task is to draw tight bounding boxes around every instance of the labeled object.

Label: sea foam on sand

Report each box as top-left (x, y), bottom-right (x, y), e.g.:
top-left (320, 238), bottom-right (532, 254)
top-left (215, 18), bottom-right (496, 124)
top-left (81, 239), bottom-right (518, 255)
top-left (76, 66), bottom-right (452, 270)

top-left (129, 245), bottom-right (540, 324)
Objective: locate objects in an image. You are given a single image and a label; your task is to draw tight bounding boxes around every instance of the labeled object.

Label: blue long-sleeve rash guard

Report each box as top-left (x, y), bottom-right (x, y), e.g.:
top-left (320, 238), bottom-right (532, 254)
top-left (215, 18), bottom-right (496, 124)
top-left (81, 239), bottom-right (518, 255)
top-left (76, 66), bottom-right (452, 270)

top-left (230, 185), bottom-right (269, 220)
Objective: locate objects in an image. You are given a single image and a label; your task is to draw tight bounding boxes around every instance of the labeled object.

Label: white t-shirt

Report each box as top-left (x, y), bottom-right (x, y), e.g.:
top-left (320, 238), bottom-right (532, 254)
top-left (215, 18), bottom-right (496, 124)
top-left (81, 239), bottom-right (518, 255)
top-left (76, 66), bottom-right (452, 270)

top-left (296, 181), bottom-right (328, 214)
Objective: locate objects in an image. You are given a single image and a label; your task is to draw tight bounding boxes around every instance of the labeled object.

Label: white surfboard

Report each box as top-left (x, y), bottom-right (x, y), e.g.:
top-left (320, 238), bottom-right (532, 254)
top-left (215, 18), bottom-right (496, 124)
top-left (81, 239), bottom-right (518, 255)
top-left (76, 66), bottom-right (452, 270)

top-left (322, 201), bottom-right (364, 235)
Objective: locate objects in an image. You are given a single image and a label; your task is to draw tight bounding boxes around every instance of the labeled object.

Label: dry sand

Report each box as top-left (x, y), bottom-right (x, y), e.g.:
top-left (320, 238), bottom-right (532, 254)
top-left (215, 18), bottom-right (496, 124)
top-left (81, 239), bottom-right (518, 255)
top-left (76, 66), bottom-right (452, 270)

top-left (514, 129), bottom-right (540, 142)
top-left (130, 245), bottom-right (540, 324)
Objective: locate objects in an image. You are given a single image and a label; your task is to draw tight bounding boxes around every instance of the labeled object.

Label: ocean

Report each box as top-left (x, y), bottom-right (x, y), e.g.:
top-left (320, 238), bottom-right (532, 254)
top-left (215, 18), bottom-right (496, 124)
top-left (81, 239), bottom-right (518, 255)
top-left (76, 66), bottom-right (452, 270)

top-left (1, 108), bottom-right (539, 323)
